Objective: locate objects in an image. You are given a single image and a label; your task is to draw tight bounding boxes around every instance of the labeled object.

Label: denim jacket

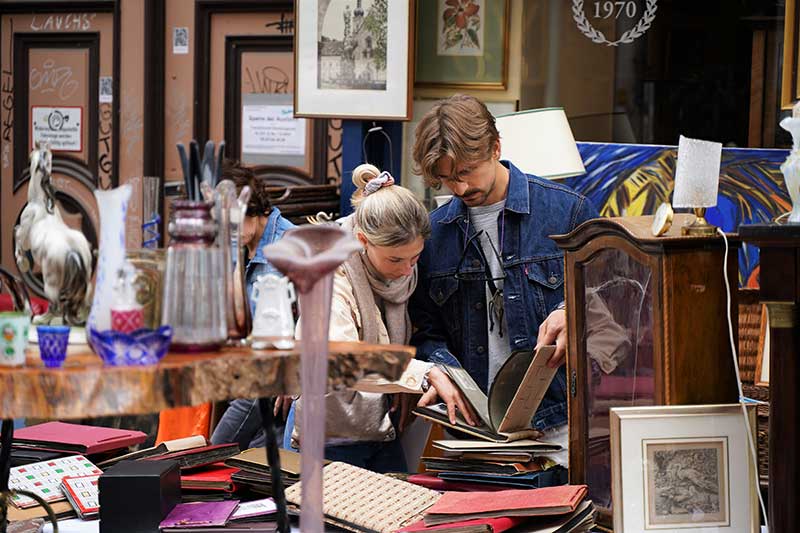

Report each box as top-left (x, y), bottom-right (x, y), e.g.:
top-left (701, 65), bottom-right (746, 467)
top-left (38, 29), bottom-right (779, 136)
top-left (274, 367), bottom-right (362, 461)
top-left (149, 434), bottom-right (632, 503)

top-left (245, 207), bottom-right (296, 313)
top-left (409, 161), bottom-right (598, 431)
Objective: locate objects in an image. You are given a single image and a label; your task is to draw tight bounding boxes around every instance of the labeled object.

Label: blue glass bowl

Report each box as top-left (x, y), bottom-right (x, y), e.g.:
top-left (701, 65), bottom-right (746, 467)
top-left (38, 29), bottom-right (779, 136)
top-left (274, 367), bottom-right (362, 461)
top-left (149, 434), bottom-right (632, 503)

top-left (90, 326), bottom-right (173, 366)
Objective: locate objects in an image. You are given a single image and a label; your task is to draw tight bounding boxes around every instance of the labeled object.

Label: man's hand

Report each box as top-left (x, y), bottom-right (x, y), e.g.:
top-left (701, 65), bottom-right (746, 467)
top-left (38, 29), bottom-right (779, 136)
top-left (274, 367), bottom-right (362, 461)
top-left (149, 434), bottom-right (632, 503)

top-left (417, 366), bottom-right (478, 426)
top-left (537, 309), bottom-right (568, 368)
top-left (273, 395), bottom-right (294, 421)
top-left (390, 393), bottom-right (419, 433)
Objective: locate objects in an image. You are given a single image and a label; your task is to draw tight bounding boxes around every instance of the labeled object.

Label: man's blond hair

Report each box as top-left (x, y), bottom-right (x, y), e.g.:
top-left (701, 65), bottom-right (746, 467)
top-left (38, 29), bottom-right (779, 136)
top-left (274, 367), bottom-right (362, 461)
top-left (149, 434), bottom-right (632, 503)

top-left (412, 94), bottom-right (500, 188)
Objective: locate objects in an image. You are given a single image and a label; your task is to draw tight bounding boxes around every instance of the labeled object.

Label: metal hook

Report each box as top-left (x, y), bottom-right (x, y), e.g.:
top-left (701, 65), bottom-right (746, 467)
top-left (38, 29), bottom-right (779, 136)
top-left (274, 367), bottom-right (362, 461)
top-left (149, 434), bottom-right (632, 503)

top-left (361, 123), bottom-right (394, 176)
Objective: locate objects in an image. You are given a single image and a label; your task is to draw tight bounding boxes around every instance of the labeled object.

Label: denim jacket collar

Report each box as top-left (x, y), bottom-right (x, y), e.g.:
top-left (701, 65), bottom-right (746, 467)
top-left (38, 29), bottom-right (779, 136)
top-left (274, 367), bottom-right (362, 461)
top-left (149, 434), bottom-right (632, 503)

top-left (249, 207), bottom-right (285, 266)
top-left (439, 160), bottom-right (531, 225)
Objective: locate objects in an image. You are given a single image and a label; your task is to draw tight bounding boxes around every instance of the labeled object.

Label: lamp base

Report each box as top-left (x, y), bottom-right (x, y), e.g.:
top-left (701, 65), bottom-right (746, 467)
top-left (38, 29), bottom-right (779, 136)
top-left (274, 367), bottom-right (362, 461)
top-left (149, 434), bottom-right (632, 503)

top-left (681, 208), bottom-right (718, 237)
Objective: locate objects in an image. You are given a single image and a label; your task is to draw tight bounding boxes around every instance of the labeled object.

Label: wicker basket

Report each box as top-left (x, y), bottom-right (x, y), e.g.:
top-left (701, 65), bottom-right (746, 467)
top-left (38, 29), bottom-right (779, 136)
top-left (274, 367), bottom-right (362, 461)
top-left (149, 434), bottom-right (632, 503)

top-left (743, 384), bottom-right (769, 484)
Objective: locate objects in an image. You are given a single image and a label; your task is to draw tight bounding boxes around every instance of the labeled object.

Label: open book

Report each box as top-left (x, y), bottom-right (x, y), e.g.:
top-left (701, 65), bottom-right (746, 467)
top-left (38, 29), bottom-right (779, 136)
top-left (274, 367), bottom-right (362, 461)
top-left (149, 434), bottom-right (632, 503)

top-left (413, 346), bottom-right (558, 443)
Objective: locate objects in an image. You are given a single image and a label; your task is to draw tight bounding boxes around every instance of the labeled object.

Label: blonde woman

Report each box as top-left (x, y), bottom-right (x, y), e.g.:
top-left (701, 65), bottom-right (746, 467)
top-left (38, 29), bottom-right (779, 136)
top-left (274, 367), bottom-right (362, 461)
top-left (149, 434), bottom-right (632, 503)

top-left (283, 164), bottom-right (473, 472)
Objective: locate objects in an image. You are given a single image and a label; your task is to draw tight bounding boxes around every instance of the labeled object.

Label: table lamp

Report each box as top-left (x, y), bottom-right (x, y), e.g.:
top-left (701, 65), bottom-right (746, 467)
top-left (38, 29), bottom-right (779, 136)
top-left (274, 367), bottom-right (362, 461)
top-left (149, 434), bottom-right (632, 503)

top-left (495, 107), bottom-right (585, 179)
top-left (672, 135), bottom-right (722, 237)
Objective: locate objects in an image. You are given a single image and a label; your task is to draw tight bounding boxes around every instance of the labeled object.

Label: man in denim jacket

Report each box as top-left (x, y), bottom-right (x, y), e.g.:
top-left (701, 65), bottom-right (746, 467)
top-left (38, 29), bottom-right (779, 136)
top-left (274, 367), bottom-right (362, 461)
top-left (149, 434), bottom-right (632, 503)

top-left (410, 96), bottom-right (598, 471)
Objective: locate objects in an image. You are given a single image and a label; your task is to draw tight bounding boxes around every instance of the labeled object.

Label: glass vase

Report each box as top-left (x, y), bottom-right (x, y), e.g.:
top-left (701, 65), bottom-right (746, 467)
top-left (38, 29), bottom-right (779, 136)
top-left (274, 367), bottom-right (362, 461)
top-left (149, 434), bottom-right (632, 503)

top-left (161, 200), bottom-right (227, 351)
top-left (261, 225), bottom-right (362, 533)
top-left (86, 184), bottom-right (132, 350)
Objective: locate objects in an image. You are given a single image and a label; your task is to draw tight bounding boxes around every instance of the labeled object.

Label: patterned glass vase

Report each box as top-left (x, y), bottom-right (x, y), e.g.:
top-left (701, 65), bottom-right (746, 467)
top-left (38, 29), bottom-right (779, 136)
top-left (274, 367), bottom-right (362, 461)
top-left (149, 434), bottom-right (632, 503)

top-left (86, 184), bottom-right (132, 351)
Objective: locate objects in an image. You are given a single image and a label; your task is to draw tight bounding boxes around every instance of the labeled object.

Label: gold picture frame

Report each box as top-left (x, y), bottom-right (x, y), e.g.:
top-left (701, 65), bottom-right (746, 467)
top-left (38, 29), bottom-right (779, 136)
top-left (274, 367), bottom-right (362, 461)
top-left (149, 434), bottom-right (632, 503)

top-left (413, 0), bottom-right (510, 90)
top-left (610, 404), bottom-right (759, 533)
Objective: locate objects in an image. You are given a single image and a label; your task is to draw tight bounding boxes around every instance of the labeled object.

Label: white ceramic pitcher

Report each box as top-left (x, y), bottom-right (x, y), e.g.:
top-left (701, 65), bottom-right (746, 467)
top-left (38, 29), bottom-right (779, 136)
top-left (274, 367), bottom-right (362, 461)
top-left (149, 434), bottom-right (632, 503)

top-left (251, 273), bottom-right (296, 349)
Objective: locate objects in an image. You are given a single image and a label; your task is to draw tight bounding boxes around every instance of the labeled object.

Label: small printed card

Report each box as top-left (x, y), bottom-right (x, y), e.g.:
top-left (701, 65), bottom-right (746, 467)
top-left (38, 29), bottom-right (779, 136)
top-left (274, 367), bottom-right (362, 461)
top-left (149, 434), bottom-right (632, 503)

top-left (61, 474), bottom-right (100, 518)
top-left (230, 498), bottom-right (277, 521)
top-left (9, 455), bottom-right (102, 509)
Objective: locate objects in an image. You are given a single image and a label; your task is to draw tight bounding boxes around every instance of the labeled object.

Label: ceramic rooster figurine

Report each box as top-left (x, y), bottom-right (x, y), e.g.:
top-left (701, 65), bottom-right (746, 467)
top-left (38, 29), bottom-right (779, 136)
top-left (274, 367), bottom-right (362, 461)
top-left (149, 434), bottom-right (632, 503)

top-left (14, 142), bottom-right (93, 325)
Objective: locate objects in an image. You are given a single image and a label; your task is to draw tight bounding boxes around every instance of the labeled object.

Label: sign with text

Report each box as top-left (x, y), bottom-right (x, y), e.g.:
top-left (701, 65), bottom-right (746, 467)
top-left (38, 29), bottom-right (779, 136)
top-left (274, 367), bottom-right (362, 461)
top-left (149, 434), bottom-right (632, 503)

top-left (241, 104), bottom-right (306, 156)
top-left (31, 106), bottom-right (82, 151)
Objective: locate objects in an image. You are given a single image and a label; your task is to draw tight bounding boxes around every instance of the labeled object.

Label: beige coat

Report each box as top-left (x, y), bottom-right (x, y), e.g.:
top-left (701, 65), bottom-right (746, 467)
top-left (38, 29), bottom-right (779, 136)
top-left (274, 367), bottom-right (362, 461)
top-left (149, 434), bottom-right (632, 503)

top-left (292, 266), bottom-right (428, 446)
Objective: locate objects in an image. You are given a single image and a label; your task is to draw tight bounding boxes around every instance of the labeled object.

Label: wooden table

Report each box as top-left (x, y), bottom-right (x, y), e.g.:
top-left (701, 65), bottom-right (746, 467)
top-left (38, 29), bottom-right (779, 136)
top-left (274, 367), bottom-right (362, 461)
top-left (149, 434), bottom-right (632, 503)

top-left (0, 341), bottom-right (414, 532)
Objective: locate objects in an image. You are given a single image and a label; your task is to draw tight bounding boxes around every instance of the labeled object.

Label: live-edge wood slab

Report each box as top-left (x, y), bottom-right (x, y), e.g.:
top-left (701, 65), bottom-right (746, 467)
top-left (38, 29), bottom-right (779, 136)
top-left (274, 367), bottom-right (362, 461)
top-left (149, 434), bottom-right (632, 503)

top-left (0, 341), bottom-right (414, 419)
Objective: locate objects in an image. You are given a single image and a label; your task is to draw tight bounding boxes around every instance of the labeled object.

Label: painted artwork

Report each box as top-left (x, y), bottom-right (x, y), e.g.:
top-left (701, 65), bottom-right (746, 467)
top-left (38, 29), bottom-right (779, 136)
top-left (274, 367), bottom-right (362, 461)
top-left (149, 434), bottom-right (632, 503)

top-left (317, 0), bottom-right (388, 91)
top-left (437, 0), bottom-right (483, 56)
top-left (564, 142), bottom-right (792, 287)
top-left (643, 438), bottom-right (729, 528)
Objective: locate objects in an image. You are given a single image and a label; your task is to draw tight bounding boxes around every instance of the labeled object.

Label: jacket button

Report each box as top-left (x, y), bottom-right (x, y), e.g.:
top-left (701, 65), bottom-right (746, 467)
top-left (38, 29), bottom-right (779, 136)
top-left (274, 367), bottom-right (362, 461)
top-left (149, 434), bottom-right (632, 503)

top-left (476, 346), bottom-right (485, 354)
top-left (474, 301), bottom-right (484, 310)
top-left (548, 275), bottom-right (558, 284)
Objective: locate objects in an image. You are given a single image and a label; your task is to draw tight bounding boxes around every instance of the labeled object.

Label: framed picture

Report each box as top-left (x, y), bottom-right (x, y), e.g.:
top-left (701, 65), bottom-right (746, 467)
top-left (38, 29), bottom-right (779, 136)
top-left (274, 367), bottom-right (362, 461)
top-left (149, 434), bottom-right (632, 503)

top-left (414, 0), bottom-right (510, 89)
top-left (755, 305), bottom-right (770, 386)
top-left (294, 0), bottom-right (414, 120)
top-left (610, 404), bottom-right (759, 532)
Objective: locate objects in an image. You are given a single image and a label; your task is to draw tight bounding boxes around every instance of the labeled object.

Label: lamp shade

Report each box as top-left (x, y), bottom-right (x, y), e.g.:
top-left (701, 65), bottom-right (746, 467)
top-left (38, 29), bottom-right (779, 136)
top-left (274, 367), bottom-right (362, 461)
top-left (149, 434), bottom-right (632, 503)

top-left (495, 108), bottom-right (585, 179)
top-left (672, 135), bottom-right (722, 208)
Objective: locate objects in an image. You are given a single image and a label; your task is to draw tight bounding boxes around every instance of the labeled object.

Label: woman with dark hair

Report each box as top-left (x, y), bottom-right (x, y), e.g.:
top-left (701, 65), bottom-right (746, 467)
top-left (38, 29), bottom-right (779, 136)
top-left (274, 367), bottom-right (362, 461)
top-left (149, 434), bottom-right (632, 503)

top-left (210, 160), bottom-right (295, 449)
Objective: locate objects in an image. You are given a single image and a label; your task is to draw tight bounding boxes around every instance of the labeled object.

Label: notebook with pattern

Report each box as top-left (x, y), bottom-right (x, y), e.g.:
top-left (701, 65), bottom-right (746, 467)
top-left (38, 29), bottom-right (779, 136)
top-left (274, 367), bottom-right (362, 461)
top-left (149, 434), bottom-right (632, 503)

top-left (284, 461), bottom-right (441, 533)
top-left (8, 455), bottom-right (102, 509)
top-left (61, 474), bottom-right (100, 518)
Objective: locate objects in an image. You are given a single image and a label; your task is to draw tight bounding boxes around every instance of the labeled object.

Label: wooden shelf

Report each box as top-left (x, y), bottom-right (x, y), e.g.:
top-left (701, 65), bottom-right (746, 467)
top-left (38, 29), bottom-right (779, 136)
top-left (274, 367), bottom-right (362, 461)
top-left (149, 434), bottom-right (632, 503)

top-left (0, 342), bottom-right (414, 420)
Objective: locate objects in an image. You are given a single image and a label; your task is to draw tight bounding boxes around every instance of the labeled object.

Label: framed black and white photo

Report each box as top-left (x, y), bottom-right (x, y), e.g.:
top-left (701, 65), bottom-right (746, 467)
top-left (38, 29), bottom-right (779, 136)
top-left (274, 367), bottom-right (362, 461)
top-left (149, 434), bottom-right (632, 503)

top-left (610, 404), bottom-right (759, 532)
top-left (294, 0), bottom-right (413, 120)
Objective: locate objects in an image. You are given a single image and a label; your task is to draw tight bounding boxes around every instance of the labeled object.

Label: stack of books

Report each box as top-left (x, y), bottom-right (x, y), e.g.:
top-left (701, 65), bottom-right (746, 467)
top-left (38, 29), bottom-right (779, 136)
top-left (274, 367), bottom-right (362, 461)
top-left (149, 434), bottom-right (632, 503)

top-left (159, 498), bottom-right (278, 532)
top-left (400, 485), bottom-right (596, 533)
top-left (224, 448), bottom-right (305, 496)
top-left (412, 347), bottom-right (567, 489)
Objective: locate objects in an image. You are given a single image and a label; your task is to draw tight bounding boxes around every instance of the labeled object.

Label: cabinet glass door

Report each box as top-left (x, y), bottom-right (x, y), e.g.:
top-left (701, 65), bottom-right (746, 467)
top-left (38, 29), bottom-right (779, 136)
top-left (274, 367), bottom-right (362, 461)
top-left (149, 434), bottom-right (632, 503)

top-left (581, 248), bottom-right (656, 512)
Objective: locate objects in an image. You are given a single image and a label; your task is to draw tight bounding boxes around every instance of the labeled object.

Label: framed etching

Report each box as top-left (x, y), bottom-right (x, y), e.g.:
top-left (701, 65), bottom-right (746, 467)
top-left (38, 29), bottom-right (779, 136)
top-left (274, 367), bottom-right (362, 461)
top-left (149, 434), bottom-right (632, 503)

top-left (294, 0), bottom-right (414, 120)
top-left (610, 404), bottom-right (759, 533)
top-left (414, 0), bottom-right (509, 89)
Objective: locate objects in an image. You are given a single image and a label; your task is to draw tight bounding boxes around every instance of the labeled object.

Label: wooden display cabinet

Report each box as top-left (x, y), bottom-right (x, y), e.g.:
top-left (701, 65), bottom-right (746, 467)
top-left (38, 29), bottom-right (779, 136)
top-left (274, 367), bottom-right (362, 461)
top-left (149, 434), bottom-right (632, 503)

top-left (552, 215), bottom-right (739, 531)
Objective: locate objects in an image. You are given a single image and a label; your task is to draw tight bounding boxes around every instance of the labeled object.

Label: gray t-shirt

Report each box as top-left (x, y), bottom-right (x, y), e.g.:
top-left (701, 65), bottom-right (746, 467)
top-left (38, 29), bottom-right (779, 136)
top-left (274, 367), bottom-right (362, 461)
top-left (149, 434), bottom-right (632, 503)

top-left (467, 200), bottom-right (510, 386)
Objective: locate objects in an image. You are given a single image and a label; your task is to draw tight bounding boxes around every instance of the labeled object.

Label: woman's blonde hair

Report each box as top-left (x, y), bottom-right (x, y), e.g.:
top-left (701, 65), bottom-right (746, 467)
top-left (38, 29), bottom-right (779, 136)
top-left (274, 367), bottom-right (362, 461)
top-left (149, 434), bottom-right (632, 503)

top-left (350, 163), bottom-right (431, 247)
top-left (412, 94), bottom-right (499, 188)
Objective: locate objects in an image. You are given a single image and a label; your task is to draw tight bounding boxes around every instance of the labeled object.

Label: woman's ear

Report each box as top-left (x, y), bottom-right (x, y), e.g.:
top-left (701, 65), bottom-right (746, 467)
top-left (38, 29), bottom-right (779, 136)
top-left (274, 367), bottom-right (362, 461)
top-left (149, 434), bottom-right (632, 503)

top-left (356, 232), bottom-right (369, 247)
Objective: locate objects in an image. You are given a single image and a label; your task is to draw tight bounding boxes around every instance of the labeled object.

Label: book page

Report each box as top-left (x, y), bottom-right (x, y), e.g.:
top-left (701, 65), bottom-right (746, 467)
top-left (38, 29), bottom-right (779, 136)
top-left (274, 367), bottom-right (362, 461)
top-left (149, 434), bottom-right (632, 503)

top-left (495, 346), bottom-right (558, 434)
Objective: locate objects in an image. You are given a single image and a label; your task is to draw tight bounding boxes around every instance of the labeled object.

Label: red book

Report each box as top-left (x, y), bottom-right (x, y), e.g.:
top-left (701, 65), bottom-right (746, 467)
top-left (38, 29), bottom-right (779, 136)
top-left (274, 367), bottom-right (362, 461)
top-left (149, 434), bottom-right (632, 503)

top-left (423, 485), bottom-right (587, 526)
top-left (13, 422), bottom-right (147, 455)
top-left (399, 517), bottom-right (525, 533)
top-left (407, 474), bottom-right (507, 492)
top-left (146, 443), bottom-right (240, 470)
top-left (181, 463), bottom-right (240, 491)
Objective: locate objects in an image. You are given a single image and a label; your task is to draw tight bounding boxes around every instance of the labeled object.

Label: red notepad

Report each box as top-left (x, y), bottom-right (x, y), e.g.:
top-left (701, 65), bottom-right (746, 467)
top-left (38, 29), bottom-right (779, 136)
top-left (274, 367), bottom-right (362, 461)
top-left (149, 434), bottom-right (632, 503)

top-left (13, 422), bottom-right (147, 455)
top-left (424, 485), bottom-right (587, 525)
top-left (399, 516), bottom-right (525, 533)
top-left (181, 463), bottom-right (240, 491)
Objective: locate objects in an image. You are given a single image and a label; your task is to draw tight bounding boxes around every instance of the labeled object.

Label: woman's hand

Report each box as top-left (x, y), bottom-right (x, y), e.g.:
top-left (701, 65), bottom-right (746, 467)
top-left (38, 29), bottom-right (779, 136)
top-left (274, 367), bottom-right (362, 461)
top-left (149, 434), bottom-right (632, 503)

top-left (390, 393), bottom-right (419, 433)
top-left (273, 395), bottom-right (294, 421)
top-left (417, 366), bottom-right (478, 426)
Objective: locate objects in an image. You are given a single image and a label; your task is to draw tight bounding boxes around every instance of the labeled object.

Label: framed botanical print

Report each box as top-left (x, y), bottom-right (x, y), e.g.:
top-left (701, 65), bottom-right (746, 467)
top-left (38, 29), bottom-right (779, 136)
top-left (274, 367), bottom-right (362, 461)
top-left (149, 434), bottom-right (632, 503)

top-left (610, 404), bottom-right (759, 532)
top-left (294, 0), bottom-right (414, 120)
top-left (415, 0), bottom-right (509, 89)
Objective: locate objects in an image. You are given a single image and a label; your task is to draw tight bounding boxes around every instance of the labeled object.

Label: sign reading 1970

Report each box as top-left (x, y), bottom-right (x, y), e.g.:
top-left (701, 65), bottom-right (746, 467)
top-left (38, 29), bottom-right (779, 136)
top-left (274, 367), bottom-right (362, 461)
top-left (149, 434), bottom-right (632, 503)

top-left (573, 0), bottom-right (658, 47)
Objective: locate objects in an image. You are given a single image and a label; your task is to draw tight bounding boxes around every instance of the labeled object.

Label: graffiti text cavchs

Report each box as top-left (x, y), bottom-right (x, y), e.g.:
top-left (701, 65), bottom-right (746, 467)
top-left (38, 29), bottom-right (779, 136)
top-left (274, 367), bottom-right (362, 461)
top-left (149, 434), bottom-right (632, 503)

top-left (29, 59), bottom-right (79, 101)
top-left (30, 13), bottom-right (96, 32)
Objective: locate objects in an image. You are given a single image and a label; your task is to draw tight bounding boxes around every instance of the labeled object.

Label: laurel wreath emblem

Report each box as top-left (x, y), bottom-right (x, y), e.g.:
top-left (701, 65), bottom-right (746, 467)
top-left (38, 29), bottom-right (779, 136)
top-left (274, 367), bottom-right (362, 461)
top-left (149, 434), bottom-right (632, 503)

top-left (572, 0), bottom-right (658, 47)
